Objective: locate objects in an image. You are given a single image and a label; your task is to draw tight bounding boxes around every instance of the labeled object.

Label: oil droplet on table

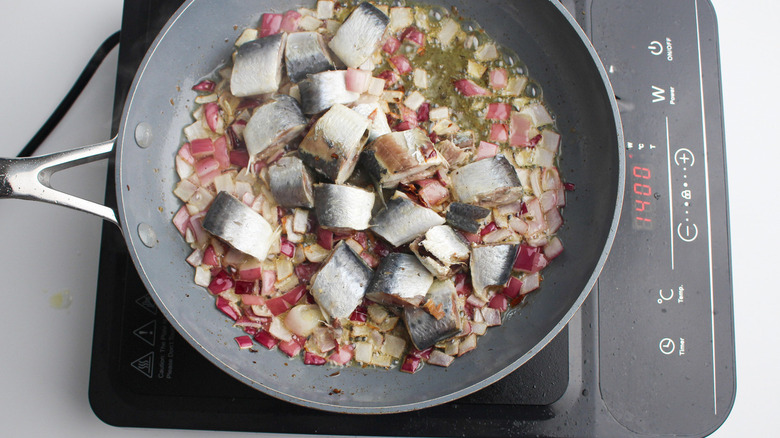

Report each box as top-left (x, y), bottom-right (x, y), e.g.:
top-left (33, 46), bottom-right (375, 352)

top-left (49, 290), bottom-right (72, 309)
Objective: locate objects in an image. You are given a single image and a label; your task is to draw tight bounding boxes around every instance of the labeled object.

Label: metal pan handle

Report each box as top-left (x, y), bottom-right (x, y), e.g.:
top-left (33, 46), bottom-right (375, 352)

top-left (0, 138), bottom-right (117, 225)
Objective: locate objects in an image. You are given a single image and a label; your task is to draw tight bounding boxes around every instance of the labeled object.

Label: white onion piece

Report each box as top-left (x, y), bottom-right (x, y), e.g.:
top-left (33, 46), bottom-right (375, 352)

top-left (381, 334), bottom-right (406, 358)
top-left (428, 350), bottom-right (455, 367)
top-left (194, 265), bottom-right (211, 287)
top-left (543, 236), bottom-right (564, 260)
top-left (284, 304), bottom-right (324, 337)
top-left (186, 249), bottom-right (204, 267)
top-left (521, 272), bottom-right (540, 294)
top-left (354, 341), bottom-right (373, 364)
top-left (457, 333), bottom-right (477, 356)
top-left (269, 317), bottom-right (294, 342)
top-left (482, 307), bottom-right (502, 326)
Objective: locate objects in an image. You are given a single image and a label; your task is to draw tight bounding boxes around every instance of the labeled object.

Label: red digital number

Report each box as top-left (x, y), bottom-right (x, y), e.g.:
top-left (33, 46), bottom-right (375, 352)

top-left (633, 183), bottom-right (652, 196)
top-left (633, 166), bottom-right (651, 179)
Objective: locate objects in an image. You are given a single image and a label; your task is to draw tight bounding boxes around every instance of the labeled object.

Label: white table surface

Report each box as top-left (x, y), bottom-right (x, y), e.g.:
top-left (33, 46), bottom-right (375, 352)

top-left (0, 1), bottom-right (775, 437)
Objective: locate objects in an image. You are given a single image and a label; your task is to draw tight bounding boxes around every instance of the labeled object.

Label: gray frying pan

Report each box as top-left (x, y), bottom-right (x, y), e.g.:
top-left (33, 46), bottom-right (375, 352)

top-left (0, 0), bottom-right (624, 413)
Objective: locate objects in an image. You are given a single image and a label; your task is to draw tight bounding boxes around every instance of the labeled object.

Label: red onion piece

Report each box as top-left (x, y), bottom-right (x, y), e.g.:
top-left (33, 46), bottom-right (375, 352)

top-left (294, 262), bottom-right (320, 283)
top-left (480, 221), bottom-right (498, 236)
top-left (278, 337), bottom-right (305, 357)
top-left (173, 205), bottom-right (190, 236)
top-left (543, 236), bottom-right (564, 260)
top-left (418, 179), bottom-right (449, 206)
top-left (261, 270), bottom-right (276, 296)
top-left (401, 26), bottom-right (425, 46)
top-left (485, 103), bottom-right (511, 120)
top-left (489, 124), bottom-right (509, 143)
top-left (503, 276), bottom-right (523, 299)
top-left (389, 55), bottom-right (412, 75)
top-left (401, 355), bottom-right (422, 373)
top-left (416, 102), bottom-right (430, 122)
top-left (328, 344), bottom-right (354, 365)
top-left (191, 80), bottom-right (216, 92)
top-left (482, 307), bottom-right (502, 326)
top-left (317, 228), bottom-right (334, 250)
top-left (215, 296), bottom-right (240, 321)
top-left (383, 36), bottom-right (401, 54)
top-left (349, 305), bottom-right (368, 323)
top-left (204, 102), bottom-right (222, 133)
top-left (545, 208), bottom-right (563, 234)
top-left (241, 294), bottom-right (264, 306)
top-left (260, 13), bottom-right (283, 37)
top-left (345, 68), bottom-right (372, 93)
top-left (509, 112), bottom-right (533, 147)
top-left (281, 284), bottom-right (307, 307)
top-left (453, 79), bottom-right (491, 96)
top-left (304, 352), bottom-right (327, 365)
top-left (213, 136), bottom-right (230, 169)
top-left (178, 142), bottom-right (195, 164)
top-left (280, 238), bottom-right (296, 258)
top-left (208, 270), bottom-right (234, 294)
top-left (229, 149), bottom-right (250, 168)
top-left (359, 251), bottom-right (379, 268)
top-left (234, 335), bottom-right (254, 349)
top-left (190, 138), bottom-right (214, 158)
top-left (475, 141), bottom-right (499, 161)
top-left (265, 296), bottom-right (290, 317)
top-left (195, 157), bottom-right (220, 178)
top-left (488, 294), bottom-right (508, 312)
top-left (427, 350), bottom-right (454, 367)
top-left (202, 245), bottom-right (219, 267)
top-left (514, 245), bottom-right (541, 272)
top-left (254, 330), bottom-right (279, 350)
top-left (280, 10), bottom-right (301, 32)
top-left (488, 68), bottom-right (508, 90)
top-left (234, 281), bottom-right (256, 295)
top-left (376, 70), bottom-right (400, 87)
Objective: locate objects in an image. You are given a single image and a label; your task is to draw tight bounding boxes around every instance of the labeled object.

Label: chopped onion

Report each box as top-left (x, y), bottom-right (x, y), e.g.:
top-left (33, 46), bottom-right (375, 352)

top-left (489, 68), bottom-right (508, 90)
top-left (260, 13), bottom-right (283, 37)
top-left (428, 350), bottom-right (455, 367)
top-left (389, 55), bottom-right (412, 75)
top-left (234, 335), bottom-right (254, 349)
top-left (284, 304), bottom-right (324, 337)
top-left (280, 10), bottom-right (301, 32)
top-left (254, 330), bottom-right (279, 350)
top-left (216, 296), bottom-right (240, 321)
top-left (453, 79), bottom-right (491, 96)
top-left (457, 334), bottom-right (477, 356)
top-left (475, 141), bottom-right (499, 161)
top-left (521, 272), bottom-right (540, 294)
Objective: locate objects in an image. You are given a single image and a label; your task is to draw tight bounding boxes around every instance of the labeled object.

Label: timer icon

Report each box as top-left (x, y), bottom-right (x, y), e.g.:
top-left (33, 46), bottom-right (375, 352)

top-left (659, 338), bottom-right (676, 355)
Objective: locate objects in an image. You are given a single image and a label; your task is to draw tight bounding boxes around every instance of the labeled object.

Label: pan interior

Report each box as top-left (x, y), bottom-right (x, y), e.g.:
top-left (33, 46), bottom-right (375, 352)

top-left (115, 0), bottom-right (623, 413)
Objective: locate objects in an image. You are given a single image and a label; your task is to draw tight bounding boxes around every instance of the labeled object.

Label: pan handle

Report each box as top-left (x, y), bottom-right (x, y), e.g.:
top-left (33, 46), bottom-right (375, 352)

top-left (0, 138), bottom-right (117, 225)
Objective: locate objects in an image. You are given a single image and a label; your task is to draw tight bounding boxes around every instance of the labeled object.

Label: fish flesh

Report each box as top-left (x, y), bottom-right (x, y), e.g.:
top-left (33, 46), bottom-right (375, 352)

top-left (403, 279), bottom-right (461, 350)
top-left (470, 243), bottom-right (519, 299)
top-left (410, 225), bottom-right (470, 279)
top-left (299, 70), bottom-right (360, 115)
top-left (361, 128), bottom-right (445, 188)
top-left (365, 253), bottom-right (433, 307)
top-left (230, 33), bottom-right (286, 97)
top-left (243, 94), bottom-right (307, 160)
top-left (312, 183), bottom-right (375, 231)
top-left (351, 102), bottom-right (392, 142)
top-left (328, 2), bottom-right (389, 68)
top-left (309, 241), bottom-right (373, 320)
top-left (285, 31), bottom-right (335, 83)
top-left (445, 202), bottom-right (490, 234)
top-left (267, 155), bottom-right (315, 208)
top-left (450, 154), bottom-right (524, 207)
top-left (434, 139), bottom-right (469, 166)
top-left (202, 191), bottom-right (275, 261)
top-left (298, 103), bottom-right (370, 184)
top-left (370, 192), bottom-right (445, 247)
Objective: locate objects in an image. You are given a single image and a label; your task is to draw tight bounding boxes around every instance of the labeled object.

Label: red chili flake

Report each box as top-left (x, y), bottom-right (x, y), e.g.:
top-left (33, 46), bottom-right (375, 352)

top-left (529, 133), bottom-right (543, 147)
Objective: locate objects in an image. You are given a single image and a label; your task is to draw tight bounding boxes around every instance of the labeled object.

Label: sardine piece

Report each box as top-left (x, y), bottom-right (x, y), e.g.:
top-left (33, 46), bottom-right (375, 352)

top-left (298, 103), bottom-right (370, 184)
top-left (310, 241), bottom-right (373, 320)
top-left (202, 192), bottom-right (275, 261)
top-left (313, 183), bottom-right (375, 231)
top-left (450, 154), bottom-right (524, 207)
top-left (285, 31), bottom-right (336, 83)
top-left (328, 2), bottom-right (389, 68)
top-left (370, 192), bottom-right (445, 247)
top-left (445, 202), bottom-right (491, 234)
top-left (365, 253), bottom-right (433, 307)
top-left (299, 70), bottom-right (360, 115)
top-left (351, 102), bottom-right (392, 142)
top-left (361, 128), bottom-right (444, 188)
top-left (470, 243), bottom-right (519, 299)
top-left (403, 279), bottom-right (461, 350)
top-left (244, 95), bottom-right (307, 160)
top-left (411, 225), bottom-right (470, 279)
top-left (230, 33), bottom-right (286, 97)
top-left (267, 156), bottom-right (315, 208)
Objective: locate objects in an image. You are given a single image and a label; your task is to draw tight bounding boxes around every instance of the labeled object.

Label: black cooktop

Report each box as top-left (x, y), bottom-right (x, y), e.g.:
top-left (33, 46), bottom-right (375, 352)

top-left (88, 1), bottom-right (735, 436)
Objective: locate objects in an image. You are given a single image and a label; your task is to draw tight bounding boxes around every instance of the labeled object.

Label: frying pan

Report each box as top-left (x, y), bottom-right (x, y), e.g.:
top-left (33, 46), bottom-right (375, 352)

top-left (0, 0), bottom-right (624, 413)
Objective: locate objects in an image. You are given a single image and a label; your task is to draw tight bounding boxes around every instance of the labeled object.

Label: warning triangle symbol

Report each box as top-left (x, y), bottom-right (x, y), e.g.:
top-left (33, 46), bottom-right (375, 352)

top-left (131, 352), bottom-right (154, 378)
top-left (135, 294), bottom-right (158, 315)
top-left (133, 320), bottom-right (157, 346)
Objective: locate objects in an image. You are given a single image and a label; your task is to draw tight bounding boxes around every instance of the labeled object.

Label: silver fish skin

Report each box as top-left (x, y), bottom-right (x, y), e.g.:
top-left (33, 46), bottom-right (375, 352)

top-left (285, 31), bottom-right (336, 83)
top-left (411, 225), bottom-right (471, 279)
top-left (351, 102), bottom-right (392, 142)
top-left (313, 183), bottom-right (375, 231)
top-left (470, 243), bottom-right (519, 299)
top-left (361, 128), bottom-right (445, 188)
top-left (450, 154), bottom-right (524, 207)
top-left (298, 103), bottom-right (370, 184)
top-left (299, 70), bottom-right (360, 115)
top-left (370, 192), bottom-right (445, 247)
top-left (202, 192), bottom-right (275, 261)
top-left (267, 156), bottom-right (315, 208)
top-left (403, 279), bottom-right (461, 350)
top-left (445, 202), bottom-right (491, 234)
top-left (310, 241), bottom-right (373, 320)
top-left (328, 2), bottom-right (389, 68)
top-left (230, 33), bottom-right (286, 97)
top-left (244, 95), bottom-right (307, 160)
top-left (365, 253), bottom-right (433, 307)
